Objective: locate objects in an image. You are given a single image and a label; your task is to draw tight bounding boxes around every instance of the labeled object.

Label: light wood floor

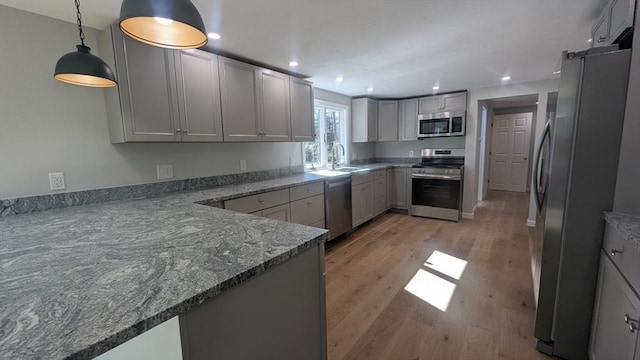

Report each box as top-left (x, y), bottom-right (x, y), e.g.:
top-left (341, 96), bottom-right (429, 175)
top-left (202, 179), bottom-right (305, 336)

top-left (325, 190), bottom-right (552, 360)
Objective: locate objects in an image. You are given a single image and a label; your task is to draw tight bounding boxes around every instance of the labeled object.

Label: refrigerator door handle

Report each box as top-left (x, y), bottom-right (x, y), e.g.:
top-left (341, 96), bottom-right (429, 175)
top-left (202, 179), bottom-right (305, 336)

top-left (534, 121), bottom-right (551, 213)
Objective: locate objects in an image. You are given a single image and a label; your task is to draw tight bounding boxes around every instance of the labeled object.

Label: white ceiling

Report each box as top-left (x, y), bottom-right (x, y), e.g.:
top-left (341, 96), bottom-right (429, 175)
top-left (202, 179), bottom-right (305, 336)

top-left (0, 0), bottom-right (606, 98)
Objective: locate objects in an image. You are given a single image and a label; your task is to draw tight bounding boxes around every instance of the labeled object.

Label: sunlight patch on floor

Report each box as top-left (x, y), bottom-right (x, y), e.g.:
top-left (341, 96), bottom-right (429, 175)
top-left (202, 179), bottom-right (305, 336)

top-left (424, 250), bottom-right (468, 280)
top-left (404, 268), bottom-right (457, 311)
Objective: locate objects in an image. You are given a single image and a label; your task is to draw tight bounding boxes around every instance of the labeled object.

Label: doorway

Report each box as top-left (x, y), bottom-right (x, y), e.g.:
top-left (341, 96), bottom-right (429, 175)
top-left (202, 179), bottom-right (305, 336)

top-left (482, 95), bottom-right (538, 194)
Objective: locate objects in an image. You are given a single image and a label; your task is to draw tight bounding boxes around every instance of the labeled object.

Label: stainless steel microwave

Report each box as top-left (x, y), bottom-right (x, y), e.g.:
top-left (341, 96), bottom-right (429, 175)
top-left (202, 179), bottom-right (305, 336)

top-left (417, 111), bottom-right (466, 138)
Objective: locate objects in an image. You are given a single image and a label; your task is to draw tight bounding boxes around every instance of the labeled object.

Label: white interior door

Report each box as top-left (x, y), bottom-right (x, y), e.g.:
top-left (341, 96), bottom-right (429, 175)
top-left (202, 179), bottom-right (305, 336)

top-left (489, 113), bottom-right (533, 192)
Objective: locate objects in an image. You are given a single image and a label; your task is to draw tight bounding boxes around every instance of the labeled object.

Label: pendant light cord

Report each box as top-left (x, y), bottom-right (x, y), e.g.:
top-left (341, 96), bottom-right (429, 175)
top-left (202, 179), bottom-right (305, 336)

top-left (75, 0), bottom-right (85, 46)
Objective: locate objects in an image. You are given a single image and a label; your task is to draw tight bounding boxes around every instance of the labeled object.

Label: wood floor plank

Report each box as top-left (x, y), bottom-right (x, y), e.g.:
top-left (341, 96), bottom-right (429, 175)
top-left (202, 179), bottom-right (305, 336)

top-left (325, 190), bottom-right (553, 360)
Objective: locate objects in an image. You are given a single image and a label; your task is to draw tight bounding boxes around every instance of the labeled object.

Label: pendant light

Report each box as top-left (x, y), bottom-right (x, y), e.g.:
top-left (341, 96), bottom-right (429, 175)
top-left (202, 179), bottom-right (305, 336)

top-left (119, 0), bottom-right (208, 49)
top-left (54, 0), bottom-right (117, 87)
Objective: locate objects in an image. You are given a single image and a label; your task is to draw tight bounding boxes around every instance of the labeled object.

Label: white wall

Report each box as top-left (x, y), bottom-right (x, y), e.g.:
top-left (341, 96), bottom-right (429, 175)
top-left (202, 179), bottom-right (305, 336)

top-left (0, 7), bottom-right (302, 198)
top-left (612, 2), bottom-right (640, 216)
top-left (464, 79), bottom-right (558, 219)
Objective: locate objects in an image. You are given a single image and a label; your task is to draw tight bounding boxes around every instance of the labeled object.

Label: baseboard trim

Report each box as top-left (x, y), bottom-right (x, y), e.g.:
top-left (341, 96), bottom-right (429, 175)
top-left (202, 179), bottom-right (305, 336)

top-left (461, 212), bottom-right (474, 219)
top-left (527, 219), bottom-right (536, 227)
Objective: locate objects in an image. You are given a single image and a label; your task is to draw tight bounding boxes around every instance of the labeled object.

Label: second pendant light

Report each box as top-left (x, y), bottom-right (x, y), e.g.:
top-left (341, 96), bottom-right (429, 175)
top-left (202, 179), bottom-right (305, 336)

top-left (119, 0), bottom-right (208, 49)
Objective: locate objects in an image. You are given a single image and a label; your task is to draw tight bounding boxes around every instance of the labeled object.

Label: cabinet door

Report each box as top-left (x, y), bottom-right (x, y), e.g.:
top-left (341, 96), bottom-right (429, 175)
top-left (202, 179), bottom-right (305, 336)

top-left (219, 57), bottom-right (261, 142)
top-left (608, 0), bottom-right (634, 43)
top-left (386, 169), bottom-right (393, 208)
top-left (109, 26), bottom-right (179, 142)
top-left (362, 183), bottom-right (374, 221)
top-left (290, 78), bottom-right (315, 142)
top-left (391, 168), bottom-right (408, 209)
top-left (256, 203), bottom-right (291, 222)
top-left (352, 98), bottom-right (369, 143)
top-left (352, 183), bottom-right (364, 226)
top-left (592, 3), bottom-right (611, 47)
top-left (589, 253), bottom-right (640, 360)
top-left (367, 99), bottom-right (379, 142)
top-left (378, 101), bottom-right (398, 141)
top-left (442, 92), bottom-right (467, 111)
top-left (418, 96), bottom-right (441, 114)
top-left (259, 70), bottom-right (291, 142)
top-left (174, 50), bottom-right (223, 142)
top-left (399, 99), bottom-right (418, 141)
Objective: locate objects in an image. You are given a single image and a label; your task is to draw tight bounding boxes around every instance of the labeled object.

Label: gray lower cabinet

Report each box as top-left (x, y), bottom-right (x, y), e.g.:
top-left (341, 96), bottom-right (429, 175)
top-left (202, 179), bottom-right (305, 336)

top-left (386, 169), bottom-right (393, 208)
top-left (218, 57), bottom-right (262, 142)
top-left (252, 203), bottom-right (291, 222)
top-left (352, 182), bottom-right (374, 227)
top-left (377, 101), bottom-right (398, 141)
top-left (290, 78), bottom-right (315, 142)
top-left (101, 25), bottom-right (224, 143)
top-left (390, 168), bottom-right (410, 209)
top-left (180, 243), bottom-right (327, 360)
top-left (589, 250), bottom-right (640, 360)
top-left (399, 99), bottom-right (418, 141)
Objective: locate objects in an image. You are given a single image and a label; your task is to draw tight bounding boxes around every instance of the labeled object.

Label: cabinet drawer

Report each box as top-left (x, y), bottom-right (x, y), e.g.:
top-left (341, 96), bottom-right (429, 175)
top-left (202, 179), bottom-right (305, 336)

top-left (352, 171), bottom-right (374, 185)
top-left (289, 182), bottom-right (324, 201)
top-left (290, 194), bottom-right (325, 226)
top-left (224, 189), bottom-right (289, 214)
top-left (373, 169), bottom-right (386, 180)
top-left (603, 224), bottom-right (640, 293)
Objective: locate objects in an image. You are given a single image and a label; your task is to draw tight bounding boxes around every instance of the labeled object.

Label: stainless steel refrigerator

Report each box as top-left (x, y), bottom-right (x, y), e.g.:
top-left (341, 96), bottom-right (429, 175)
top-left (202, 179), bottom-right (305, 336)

top-left (532, 46), bottom-right (631, 359)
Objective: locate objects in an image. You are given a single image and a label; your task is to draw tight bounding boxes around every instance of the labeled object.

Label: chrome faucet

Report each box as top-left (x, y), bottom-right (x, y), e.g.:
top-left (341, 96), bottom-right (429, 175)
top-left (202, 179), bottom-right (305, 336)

top-left (332, 143), bottom-right (345, 170)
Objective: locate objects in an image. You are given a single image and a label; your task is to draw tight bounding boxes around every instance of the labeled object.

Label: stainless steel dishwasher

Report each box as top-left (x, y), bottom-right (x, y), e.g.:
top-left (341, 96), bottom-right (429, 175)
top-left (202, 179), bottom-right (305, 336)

top-left (325, 177), bottom-right (352, 240)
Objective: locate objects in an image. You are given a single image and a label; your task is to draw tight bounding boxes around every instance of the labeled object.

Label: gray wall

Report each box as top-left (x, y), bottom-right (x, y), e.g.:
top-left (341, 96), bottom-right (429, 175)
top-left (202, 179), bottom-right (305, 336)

top-left (612, 3), bottom-right (640, 216)
top-left (0, 7), bottom-right (302, 198)
top-left (375, 138), bottom-right (465, 158)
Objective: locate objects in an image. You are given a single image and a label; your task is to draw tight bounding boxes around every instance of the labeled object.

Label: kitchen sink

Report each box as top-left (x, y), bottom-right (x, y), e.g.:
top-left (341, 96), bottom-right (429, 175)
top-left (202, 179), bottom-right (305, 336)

top-left (310, 167), bottom-right (369, 177)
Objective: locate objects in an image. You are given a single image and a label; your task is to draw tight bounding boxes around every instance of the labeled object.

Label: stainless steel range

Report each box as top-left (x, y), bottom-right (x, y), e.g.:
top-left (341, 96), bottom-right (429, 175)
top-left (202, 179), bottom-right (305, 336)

top-left (409, 149), bottom-right (464, 221)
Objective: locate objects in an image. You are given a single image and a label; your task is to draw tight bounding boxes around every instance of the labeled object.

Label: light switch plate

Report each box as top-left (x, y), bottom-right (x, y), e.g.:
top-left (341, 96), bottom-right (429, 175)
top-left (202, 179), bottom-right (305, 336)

top-left (156, 165), bottom-right (174, 180)
top-left (240, 160), bottom-right (247, 171)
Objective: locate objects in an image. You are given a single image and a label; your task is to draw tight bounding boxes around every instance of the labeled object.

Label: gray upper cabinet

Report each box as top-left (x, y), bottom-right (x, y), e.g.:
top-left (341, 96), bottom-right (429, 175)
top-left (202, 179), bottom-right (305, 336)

top-left (290, 78), bottom-right (315, 142)
top-left (377, 101), bottom-right (398, 142)
top-left (399, 98), bottom-right (418, 141)
top-left (418, 92), bottom-right (467, 114)
top-left (259, 70), bottom-right (291, 142)
top-left (101, 25), bottom-right (180, 143)
top-left (174, 50), bottom-right (223, 142)
top-left (352, 98), bottom-right (378, 143)
top-left (218, 57), bottom-right (261, 142)
top-left (592, 0), bottom-right (635, 47)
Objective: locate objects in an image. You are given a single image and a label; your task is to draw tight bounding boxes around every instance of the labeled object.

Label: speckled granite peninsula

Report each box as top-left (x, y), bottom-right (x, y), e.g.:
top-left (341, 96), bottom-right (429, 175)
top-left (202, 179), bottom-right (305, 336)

top-left (0, 183), bottom-right (328, 359)
top-left (604, 211), bottom-right (640, 252)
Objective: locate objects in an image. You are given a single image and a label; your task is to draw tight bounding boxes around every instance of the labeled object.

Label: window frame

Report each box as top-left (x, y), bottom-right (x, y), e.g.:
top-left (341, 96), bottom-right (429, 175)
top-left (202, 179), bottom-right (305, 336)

top-left (303, 100), bottom-right (350, 170)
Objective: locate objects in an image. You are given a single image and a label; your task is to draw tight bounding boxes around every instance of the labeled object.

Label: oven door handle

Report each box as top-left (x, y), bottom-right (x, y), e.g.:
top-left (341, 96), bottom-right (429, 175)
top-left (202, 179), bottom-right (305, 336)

top-left (412, 173), bottom-right (460, 181)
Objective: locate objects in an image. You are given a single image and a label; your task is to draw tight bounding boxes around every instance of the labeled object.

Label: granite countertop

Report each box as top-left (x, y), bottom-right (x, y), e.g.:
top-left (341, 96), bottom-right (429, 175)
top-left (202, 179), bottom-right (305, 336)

top-left (0, 164), bottom-right (410, 359)
top-left (603, 212), bottom-right (640, 253)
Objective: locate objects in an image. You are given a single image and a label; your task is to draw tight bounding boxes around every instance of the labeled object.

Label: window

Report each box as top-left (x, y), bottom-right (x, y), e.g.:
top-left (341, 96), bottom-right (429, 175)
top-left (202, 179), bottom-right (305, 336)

top-left (303, 101), bottom-right (349, 170)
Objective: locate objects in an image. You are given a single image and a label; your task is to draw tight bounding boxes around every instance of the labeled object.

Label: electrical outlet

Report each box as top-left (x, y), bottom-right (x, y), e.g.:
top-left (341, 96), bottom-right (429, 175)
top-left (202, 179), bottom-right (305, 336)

top-left (49, 172), bottom-right (66, 191)
top-left (409, 150), bottom-right (414, 157)
top-left (156, 165), bottom-right (174, 180)
top-left (240, 160), bottom-right (247, 171)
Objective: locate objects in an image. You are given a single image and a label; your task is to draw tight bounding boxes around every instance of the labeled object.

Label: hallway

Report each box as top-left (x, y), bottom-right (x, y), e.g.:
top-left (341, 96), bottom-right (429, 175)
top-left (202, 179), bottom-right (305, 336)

top-left (325, 190), bottom-right (551, 360)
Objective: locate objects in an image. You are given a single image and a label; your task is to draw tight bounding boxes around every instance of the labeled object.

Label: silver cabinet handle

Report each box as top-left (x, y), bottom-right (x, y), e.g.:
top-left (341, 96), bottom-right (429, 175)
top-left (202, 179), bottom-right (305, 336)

top-left (306, 201), bottom-right (312, 206)
top-left (624, 314), bottom-right (639, 333)
top-left (611, 248), bottom-right (623, 256)
top-left (597, 36), bottom-right (607, 43)
top-left (183, 129), bottom-right (188, 134)
top-left (175, 128), bottom-right (182, 134)
top-left (258, 199), bottom-right (265, 204)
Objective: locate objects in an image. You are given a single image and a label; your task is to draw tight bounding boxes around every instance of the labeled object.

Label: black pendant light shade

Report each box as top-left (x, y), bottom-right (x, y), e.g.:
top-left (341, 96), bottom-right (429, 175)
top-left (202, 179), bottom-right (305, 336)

top-left (119, 0), bottom-right (208, 49)
top-left (54, 45), bottom-right (117, 87)
top-left (54, 0), bottom-right (117, 88)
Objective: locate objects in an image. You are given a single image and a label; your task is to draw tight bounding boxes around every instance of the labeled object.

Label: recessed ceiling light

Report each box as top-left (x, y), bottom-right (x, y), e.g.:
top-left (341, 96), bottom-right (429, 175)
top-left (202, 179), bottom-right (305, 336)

top-left (553, 70), bottom-right (561, 75)
top-left (367, 87), bottom-right (374, 92)
top-left (289, 61), bottom-right (299, 67)
top-left (502, 76), bottom-right (511, 81)
top-left (588, 38), bottom-right (593, 43)
top-left (207, 32), bottom-right (221, 40)
top-left (335, 76), bottom-right (344, 83)
top-left (433, 86), bottom-right (440, 90)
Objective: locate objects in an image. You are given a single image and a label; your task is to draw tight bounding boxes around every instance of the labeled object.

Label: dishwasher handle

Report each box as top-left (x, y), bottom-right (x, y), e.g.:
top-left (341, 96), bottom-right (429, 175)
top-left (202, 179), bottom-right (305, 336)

top-left (326, 179), bottom-right (352, 188)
